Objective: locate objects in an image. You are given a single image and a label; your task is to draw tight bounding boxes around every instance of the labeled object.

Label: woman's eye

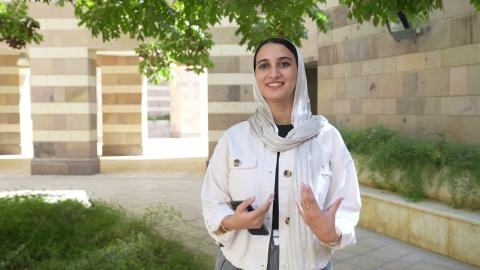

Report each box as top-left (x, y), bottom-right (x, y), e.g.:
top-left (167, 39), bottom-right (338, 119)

top-left (280, 62), bottom-right (291, 68)
top-left (258, 63), bottom-right (268, 69)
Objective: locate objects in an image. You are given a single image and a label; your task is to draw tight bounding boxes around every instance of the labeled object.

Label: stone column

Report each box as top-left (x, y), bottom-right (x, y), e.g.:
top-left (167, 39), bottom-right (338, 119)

top-left (207, 23), bottom-right (255, 157)
top-left (29, 47), bottom-right (99, 174)
top-left (99, 55), bottom-right (143, 156)
top-left (0, 53), bottom-right (21, 155)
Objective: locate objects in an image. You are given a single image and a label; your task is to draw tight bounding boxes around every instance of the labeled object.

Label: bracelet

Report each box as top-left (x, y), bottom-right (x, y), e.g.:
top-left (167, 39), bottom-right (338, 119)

top-left (220, 222), bottom-right (229, 234)
top-left (321, 231), bottom-right (342, 248)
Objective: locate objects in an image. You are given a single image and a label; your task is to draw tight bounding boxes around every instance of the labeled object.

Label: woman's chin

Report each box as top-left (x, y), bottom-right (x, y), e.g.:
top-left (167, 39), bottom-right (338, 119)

top-left (264, 95), bottom-right (293, 104)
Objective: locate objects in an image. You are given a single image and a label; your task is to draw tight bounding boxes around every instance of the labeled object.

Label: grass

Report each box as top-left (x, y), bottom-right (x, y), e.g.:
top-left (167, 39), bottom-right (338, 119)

top-left (0, 196), bottom-right (213, 270)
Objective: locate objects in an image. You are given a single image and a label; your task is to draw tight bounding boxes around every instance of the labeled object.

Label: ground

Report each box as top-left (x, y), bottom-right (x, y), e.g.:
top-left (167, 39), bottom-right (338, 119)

top-left (0, 158), bottom-right (476, 270)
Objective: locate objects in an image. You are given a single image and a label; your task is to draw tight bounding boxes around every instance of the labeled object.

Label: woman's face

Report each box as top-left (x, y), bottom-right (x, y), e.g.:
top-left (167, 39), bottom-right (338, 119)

top-left (254, 43), bottom-right (298, 104)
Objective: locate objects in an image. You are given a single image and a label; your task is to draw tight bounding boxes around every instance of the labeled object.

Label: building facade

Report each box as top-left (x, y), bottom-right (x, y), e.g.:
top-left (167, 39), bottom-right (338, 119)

top-left (0, 0), bottom-right (479, 174)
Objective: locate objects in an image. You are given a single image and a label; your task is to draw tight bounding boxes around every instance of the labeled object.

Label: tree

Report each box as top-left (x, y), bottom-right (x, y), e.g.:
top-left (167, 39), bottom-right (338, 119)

top-left (341, 0), bottom-right (479, 26)
top-left (1, 0), bottom-right (479, 82)
top-left (0, 0), bottom-right (43, 49)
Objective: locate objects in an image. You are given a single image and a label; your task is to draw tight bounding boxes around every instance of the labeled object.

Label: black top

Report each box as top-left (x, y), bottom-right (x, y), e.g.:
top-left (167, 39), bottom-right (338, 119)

top-left (272, 124), bottom-right (294, 230)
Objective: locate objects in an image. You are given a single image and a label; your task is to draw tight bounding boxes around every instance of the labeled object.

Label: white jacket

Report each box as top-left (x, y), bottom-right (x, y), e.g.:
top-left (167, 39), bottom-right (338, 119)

top-left (201, 120), bottom-right (361, 270)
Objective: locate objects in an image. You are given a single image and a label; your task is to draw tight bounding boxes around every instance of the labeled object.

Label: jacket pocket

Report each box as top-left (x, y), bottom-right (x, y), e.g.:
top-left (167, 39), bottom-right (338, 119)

top-left (312, 160), bottom-right (333, 210)
top-left (228, 157), bottom-right (257, 200)
top-left (320, 162), bottom-right (333, 181)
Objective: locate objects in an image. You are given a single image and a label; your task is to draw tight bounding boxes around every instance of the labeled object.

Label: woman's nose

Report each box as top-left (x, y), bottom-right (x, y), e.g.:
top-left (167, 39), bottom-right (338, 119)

top-left (268, 66), bottom-right (281, 77)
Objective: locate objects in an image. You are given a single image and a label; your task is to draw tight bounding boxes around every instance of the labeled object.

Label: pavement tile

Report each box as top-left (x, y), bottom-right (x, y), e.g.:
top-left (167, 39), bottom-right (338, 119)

top-left (344, 255), bottom-right (384, 269)
top-left (363, 249), bottom-right (400, 263)
top-left (343, 243), bottom-right (376, 255)
top-left (383, 244), bottom-right (413, 257)
top-left (382, 258), bottom-right (418, 270)
top-left (401, 253), bottom-right (427, 264)
top-left (423, 253), bottom-right (478, 270)
top-left (332, 250), bottom-right (357, 262)
top-left (406, 261), bottom-right (453, 270)
top-left (359, 237), bottom-right (391, 249)
top-left (334, 262), bottom-right (367, 270)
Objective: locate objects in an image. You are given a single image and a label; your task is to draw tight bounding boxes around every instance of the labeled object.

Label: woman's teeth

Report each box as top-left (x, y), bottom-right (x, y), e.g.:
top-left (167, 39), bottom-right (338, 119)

top-left (267, 82), bottom-right (283, 87)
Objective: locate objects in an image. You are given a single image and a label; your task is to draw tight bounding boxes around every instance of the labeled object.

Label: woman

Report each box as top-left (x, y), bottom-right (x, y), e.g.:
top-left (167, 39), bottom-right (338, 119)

top-left (201, 38), bottom-right (361, 270)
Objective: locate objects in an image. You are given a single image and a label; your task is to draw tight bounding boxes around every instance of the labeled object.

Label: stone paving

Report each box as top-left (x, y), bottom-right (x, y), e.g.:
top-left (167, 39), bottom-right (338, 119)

top-left (0, 158), bottom-right (477, 270)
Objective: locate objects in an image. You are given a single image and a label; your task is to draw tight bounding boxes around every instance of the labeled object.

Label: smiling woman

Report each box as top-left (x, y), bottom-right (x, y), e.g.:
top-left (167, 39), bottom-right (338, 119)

top-left (254, 42), bottom-right (298, 124)
top-left (201, 38), bottom-right (361, 270)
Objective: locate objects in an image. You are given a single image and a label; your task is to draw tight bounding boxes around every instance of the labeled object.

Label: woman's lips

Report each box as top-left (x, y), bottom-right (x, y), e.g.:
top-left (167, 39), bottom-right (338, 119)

top-left (266, 82), bottom-right (284, 89)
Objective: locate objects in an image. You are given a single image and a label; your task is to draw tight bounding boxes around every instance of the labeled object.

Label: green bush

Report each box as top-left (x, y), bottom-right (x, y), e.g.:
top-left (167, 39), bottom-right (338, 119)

top-left (148, 114), bottom-right (170, 121)
top-left (341, 126), bottom-right (480, 210)
top-left (0, 196), bottom-right (212, 270)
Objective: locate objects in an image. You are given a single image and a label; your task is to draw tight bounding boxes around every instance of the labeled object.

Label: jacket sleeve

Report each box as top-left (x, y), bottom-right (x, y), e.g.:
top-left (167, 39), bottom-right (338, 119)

top-left (323, 127), bottom-right (362, 250)
top-left (201, 133), bottom-right (236, 246)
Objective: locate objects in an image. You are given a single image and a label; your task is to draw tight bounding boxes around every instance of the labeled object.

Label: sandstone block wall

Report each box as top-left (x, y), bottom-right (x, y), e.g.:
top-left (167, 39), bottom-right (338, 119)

top-left (317, 1), bottom-right (480, 145)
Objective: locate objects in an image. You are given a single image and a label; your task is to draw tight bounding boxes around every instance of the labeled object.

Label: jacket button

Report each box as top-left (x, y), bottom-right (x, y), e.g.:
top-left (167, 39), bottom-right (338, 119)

top-left (233, 159), bottom-right (241, 167)
top-left (284, 170), bottom-right (292, 177)
top-left (285, 217), bottom-right (290, 225)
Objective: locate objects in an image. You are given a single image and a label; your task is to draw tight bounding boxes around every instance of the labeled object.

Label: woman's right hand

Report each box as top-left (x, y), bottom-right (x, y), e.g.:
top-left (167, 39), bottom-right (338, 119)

top-left (222, 195), bottom-right (273, 231)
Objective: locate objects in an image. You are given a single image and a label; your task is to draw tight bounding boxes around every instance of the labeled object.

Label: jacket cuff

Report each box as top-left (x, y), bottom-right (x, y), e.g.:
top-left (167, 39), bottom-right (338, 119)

top-left (329, 218), bottom-right (356, 250)
top-left (207, 206), bottom-right (235, 246)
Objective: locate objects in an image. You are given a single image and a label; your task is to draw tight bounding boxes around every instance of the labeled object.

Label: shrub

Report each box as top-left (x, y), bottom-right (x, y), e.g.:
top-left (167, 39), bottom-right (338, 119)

top-left (0, 196), bottom-right (212, 270)
top-left (341, 126), bottom-right (480, 209)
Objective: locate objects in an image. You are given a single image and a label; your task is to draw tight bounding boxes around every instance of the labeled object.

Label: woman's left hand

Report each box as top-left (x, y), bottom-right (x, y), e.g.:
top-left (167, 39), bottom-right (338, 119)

top-left (296, 183), bottom-right (343, 242)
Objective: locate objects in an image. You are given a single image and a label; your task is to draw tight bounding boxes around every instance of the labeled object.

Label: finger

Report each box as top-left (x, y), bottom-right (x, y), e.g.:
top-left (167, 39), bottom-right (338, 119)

top-left (327, 197), bottom-right (344, 215)
top-left (300, 184), bottom-right (309, 207)
top-left (254, 194), bottom-right (274, 215)
top-left (304, 184), bottom-right (318, 204)
top-left (237, 196), bottom-right (255, 212)
top-left (296, 201), bottom-right (305, 219)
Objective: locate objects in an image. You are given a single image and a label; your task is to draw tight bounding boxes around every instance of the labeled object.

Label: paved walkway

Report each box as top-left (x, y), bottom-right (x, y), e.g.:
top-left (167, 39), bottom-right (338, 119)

top-left (0, 158), bottom-right (477, 270)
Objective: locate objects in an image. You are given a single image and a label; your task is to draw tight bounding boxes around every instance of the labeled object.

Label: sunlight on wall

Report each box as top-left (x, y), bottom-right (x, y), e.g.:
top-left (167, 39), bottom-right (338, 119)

top-left (19, 68), bottom-right (32, 157)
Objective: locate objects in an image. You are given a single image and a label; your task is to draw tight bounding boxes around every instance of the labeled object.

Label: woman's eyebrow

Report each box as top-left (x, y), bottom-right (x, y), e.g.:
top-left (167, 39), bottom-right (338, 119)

top-left (256, 56), bottom-right (293, 64)
top-left (256, 58), bottom-right (269, 65)
top-left (278, 56), bottom-right (293, 61)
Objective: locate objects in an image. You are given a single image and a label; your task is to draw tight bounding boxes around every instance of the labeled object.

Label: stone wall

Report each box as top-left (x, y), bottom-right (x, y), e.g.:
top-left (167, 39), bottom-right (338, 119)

top-left (360, 186), bottom-right (480, 267)
top-left (317, 1), bottom-right (480, 145)
top-left (26, 3), bottom-right (100, 174)
top-left (99, 55), bottom-right (143, 156)
top-left (0, 53), bottom-right (21, 154)
top-left (207, 20), bottom-right (256, 155)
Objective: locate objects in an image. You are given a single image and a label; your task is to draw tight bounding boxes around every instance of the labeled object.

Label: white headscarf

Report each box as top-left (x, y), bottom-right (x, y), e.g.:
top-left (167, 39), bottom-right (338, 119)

top-left (248, 42), bottom-right (330, 269)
